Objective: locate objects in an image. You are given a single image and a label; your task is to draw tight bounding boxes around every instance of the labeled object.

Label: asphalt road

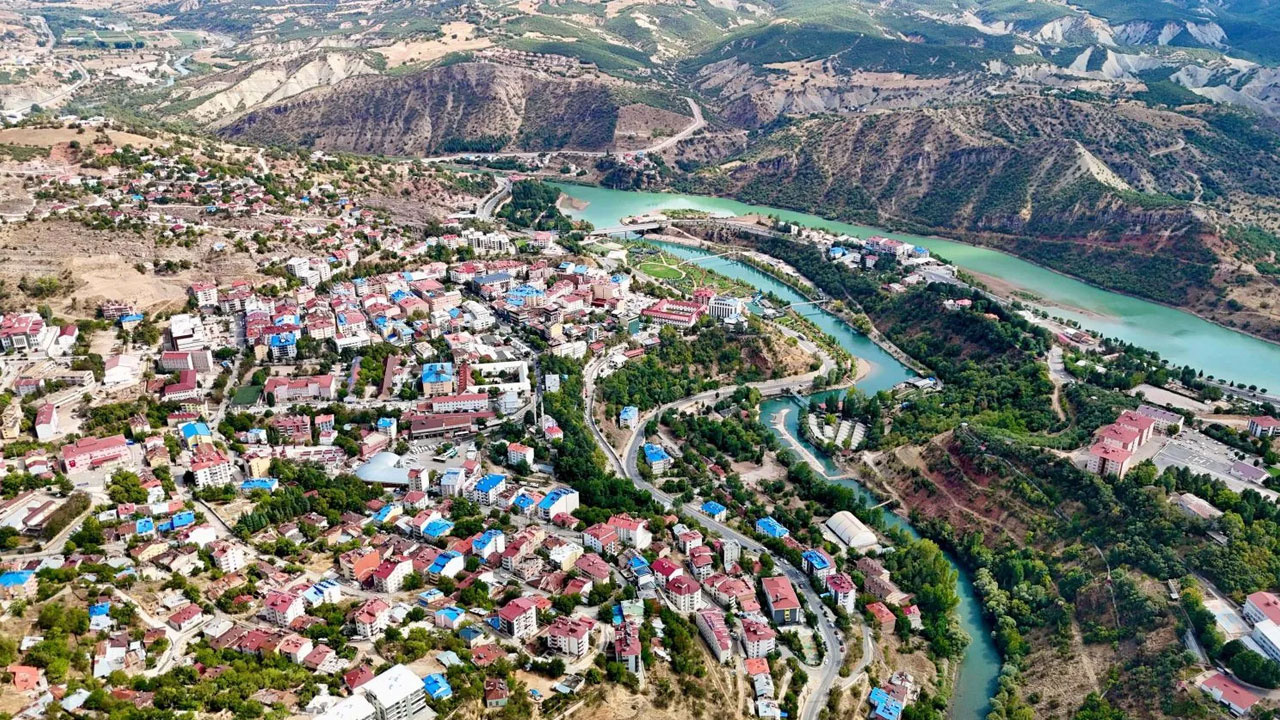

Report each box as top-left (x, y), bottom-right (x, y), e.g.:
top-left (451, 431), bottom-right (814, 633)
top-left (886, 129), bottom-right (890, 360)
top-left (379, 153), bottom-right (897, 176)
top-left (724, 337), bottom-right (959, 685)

top-left (581, 352), bottom-right (870, 720)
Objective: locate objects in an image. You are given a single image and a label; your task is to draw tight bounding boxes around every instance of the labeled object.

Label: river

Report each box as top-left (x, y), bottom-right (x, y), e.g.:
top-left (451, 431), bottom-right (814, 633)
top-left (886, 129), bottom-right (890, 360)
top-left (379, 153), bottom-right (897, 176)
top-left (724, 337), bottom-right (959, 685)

top-left (553, 183), bottom-right (1280, 390)
top-left (638, 237), bottom-right (1000, 720)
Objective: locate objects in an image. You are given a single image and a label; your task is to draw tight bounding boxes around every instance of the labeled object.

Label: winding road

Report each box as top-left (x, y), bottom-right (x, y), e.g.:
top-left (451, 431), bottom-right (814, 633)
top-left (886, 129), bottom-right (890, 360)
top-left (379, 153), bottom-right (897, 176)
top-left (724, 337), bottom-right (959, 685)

top-left (581, 350), bottom-right (873, 720)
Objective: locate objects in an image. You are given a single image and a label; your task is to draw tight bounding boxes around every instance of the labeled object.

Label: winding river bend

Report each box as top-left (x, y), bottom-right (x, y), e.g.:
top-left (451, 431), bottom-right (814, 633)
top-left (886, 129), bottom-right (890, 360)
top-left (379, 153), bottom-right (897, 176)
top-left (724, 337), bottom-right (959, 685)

top-left (643, 238), bottom-right (1001, 720)
top-left (554, 182), bottom-right (1280, 717)
top-left (554, 183), bottom-right (1280, 390)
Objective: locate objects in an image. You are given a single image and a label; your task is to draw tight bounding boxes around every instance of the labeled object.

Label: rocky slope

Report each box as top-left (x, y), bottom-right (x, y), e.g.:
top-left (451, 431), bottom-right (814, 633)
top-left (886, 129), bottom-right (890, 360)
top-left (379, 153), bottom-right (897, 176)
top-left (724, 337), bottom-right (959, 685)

top-left (677, 96), bottom-right (1280, 326)
top-left (218, 63), bottom-right (635, 154)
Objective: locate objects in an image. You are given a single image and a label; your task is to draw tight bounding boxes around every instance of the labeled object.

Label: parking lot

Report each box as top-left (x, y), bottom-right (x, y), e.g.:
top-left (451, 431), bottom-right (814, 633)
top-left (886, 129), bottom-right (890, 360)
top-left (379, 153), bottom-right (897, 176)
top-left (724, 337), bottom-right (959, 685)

top-left (1152, 430), bottom-right (1277, 500)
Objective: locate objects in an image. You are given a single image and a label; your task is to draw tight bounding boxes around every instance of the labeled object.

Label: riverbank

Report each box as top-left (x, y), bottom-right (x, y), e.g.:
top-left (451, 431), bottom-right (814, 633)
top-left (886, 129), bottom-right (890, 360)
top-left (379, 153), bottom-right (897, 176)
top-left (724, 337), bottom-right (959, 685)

top-left (552, 182), bottom-right (1280, 389)
top-left (642, 230), bottom-right (930, 380)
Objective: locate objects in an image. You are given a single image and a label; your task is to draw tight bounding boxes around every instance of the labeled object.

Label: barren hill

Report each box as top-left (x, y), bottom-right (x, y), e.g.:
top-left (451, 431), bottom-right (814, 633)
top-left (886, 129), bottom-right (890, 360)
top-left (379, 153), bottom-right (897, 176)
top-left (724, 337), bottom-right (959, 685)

top-left (219, 63), bottom-right (643, 155)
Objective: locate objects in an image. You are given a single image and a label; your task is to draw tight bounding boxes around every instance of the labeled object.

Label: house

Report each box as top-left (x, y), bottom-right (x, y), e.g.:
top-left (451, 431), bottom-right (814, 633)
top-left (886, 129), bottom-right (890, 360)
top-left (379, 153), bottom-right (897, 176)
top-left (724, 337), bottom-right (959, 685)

top-left (484, 678), bottom-right (509, 709)
top-left (7, 664), bottom-right (43, 693)
top-left (619, 406), bottom-right (639, 429)
top-left (167, 604), bottom-right (204, 632)
top-left (497, 596), bottom-right (538, 639)
top-left (867, 602), bottom-right (896, 632)
top-left (1198, 671), bottom-right (1260, 716)
top-left (761, 576), bottom-right (801, 625)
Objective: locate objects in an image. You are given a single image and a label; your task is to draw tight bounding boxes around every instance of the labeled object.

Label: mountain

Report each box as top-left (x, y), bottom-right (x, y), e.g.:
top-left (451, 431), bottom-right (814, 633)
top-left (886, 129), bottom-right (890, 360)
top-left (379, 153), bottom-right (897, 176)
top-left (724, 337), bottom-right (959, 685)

top-left (219, 62), bottom-right (686, 154)
top-left (673, 95), bottom-right (1280, 332)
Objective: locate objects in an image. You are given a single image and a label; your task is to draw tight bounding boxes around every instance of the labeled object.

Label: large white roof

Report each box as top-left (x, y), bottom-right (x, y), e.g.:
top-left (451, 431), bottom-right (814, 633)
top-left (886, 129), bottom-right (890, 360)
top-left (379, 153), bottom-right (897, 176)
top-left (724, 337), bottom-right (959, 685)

top-left (826, 511), bottom-right (877, 550)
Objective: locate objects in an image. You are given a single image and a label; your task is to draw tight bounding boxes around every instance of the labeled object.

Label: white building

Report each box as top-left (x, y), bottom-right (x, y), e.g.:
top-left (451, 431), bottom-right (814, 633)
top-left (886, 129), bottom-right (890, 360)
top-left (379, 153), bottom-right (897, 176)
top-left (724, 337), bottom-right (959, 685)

top-left (362, 665), bottom-right (430, 720)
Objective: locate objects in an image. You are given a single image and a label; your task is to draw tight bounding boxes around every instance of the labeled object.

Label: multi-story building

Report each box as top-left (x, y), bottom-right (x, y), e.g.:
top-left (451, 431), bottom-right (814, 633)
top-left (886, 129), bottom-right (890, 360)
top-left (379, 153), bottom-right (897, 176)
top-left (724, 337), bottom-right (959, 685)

top-left (61, 435), bottom-right (130, 475)
top-left (545, 616), bottom-right (595, 658)
top-left (667, 575), bottom-right (703, 613)
top-left (191, 446), bottom-right (235, 489)
top-left (371, 559), bottom-right (412, 593)
top-left (583, 523), bottom-right (620, 556)
top-left (263, 591), bottom-right (304, 627)
top-left (696, 609), bottom-right (732, 663)
top-left (608, 513), bottom-right (652, 550)
top-left (740, 619), bottom-right (777, 658)
top-left (497, 596), bottom-right (538, 639)
top-left (352, 598), bottom-right (391, 639)
top-left (761, 576), bottom-right (801, 625)
top-left (210, 541), bottom-right (246, 573)
top-left (362, 665), bottom-right (430, 720)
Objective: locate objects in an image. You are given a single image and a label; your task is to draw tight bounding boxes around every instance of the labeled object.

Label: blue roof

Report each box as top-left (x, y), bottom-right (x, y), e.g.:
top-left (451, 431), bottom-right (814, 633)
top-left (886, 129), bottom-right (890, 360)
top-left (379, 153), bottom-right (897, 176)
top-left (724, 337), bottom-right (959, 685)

top-left (829, 247), bottom-right (846, 257)
top-left (869, 688), bottom-right (903, 720)
top-left (472, 529), bottom-right (504, 553)
top-left (513, 494), bottom-right (535, 511)
top-left (421, 362), bottom-right (455, 384)
top-left (180, 422), bottom-right (211, 439)
top-left (269, 333), bottom-right (296, 347)
top-left (537, 487), bottom-right (577, 510)
top-left (619, 406), bottom-right (638, 422)
top-left (136, 517), bottom-right (155, 534)
top-left (643, 443), bottom-right (671, 464)
top-left (423, 673), bottom-right (453, 700)
top-left (373, 506), bottom-right (393, 523)
top-left (436, 606), bottom-right (465, 623)
top-left (756, 517), bottom-right (789, 539)
top-left (88, 602), bottom-right (110, 616)
top-left (628, 556), bottom-right (650, 574)
top-left (475, 473), bottom-right (506, 493)
top-left (459, 625), bottom-right (484, 641)
top-left (171, 510), bottom-right (195, 529)
top-left (428, 551), bottom-right (461, 575)
top-left (423, 519), bottom-right (454, 538)
top-left (802, 549), bottom-right (831, 570)
top-left (119, 313), bottom-right (144, 324)
top-left (0, 570), bottom-right (32, 587)
top-left (377, 417), bottom-right (395, 429)
top-left (701, 501), bottom-right (726, 516)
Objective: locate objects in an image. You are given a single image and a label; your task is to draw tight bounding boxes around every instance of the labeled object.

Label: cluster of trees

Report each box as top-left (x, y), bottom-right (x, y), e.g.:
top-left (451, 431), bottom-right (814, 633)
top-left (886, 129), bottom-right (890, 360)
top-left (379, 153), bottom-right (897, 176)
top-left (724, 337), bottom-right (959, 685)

top-left (540, 354), bottom-right (654, 514)
top-left (598, 325), bottom-right (766, 412)
top-left (234, 461), bottom-right (381, 537)
top-left (497, 180), bottom-right (575, 233)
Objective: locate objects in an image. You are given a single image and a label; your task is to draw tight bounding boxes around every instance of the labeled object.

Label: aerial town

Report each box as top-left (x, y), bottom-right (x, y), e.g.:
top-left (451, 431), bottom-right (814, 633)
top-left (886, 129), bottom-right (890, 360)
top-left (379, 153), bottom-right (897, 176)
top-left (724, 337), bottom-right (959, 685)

top-left (0, 113), bottom-right (1279, 720)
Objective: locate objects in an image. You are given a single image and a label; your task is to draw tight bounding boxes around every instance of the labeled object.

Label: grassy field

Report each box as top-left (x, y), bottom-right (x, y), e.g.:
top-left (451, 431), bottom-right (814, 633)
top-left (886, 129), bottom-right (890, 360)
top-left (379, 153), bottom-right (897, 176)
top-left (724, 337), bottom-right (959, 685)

top-left (638, 261), bottom-right (685, 280)
top-left (232, 385), bottom-right (263, 406)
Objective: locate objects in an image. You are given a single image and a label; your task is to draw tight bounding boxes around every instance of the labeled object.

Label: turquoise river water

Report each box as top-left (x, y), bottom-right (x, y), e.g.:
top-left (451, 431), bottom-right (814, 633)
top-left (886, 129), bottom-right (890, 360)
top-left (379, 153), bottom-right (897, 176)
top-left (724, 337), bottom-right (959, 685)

top-left (554, 183), bottom-right (1280, 391)
top-left (551, 181), bottom-right (1280, 719)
